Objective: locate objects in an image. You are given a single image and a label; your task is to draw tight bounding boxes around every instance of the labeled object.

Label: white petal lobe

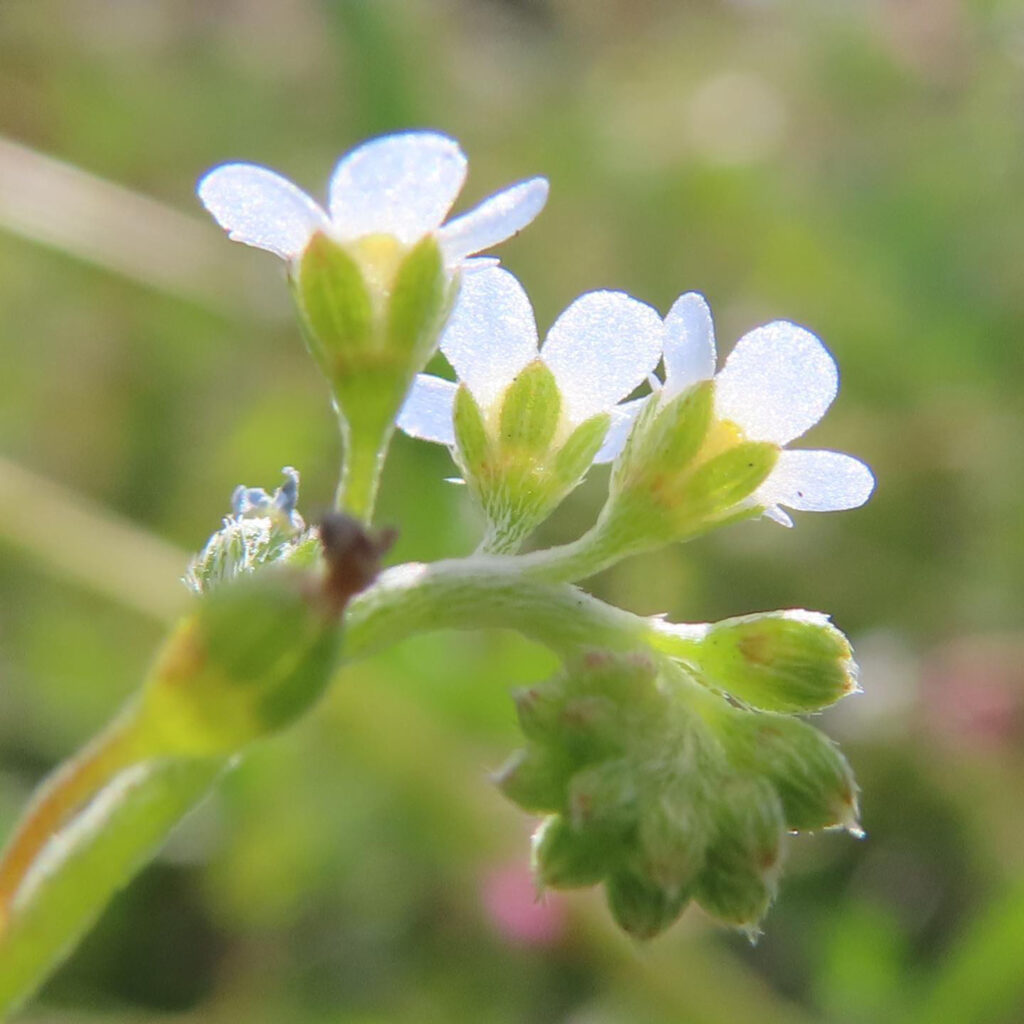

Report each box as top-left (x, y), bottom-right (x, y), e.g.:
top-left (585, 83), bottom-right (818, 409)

top-left (757, 449), bottom-right (875, 512)
top-left (397, 375), bottom-right (458, 446)
top-left (198, 164), bottom-right (328, 259)
top-left (438, 268), bottom-right (538, 410)
top-left (542, 292), bottom-right (664, 424)
top-left (328, 132), bottom-right (467, 243)
top-left (715, 321), bottom-right (838, 444)
top-left (593, 396), bottom-right (648, 464)
top-left (663, 292), bottom-right (716, 397)
top-left (439, 177), bottom-right (550, 263)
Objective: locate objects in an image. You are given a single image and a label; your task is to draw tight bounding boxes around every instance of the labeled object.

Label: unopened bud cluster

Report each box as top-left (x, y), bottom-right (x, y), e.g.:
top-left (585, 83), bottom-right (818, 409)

top-left (497, 651), bottom-right (858, 938)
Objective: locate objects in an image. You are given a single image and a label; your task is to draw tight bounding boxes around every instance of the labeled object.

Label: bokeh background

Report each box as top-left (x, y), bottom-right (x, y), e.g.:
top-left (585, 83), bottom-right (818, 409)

top-left (2, 1), bottom-right (1024, 1021)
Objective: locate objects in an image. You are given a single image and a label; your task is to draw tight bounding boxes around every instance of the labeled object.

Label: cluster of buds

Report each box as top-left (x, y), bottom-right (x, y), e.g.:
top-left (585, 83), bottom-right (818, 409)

top-left (498, 651), bottom-right (858, 938)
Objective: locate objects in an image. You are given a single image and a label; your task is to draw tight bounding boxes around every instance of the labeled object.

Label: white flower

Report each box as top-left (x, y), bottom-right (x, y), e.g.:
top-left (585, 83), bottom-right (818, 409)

top-left (647, 291), bottom-right (875, 526)
top-left (197, 131), bottom-right (549, 268)
top-left (397, 267), bottom-right (665, 452)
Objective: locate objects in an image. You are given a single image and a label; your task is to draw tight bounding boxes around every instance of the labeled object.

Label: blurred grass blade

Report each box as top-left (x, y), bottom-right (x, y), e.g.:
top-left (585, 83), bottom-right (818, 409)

top-left (0, 135), bottom-right (266, 315)
top-left (0, 455), bottom-right (186, 623)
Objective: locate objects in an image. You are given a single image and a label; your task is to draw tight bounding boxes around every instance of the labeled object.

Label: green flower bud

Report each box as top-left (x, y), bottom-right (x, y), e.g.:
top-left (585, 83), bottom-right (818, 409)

top-left (695, 778), bottom-right (785, 931)
top-left (532, 815), bottom-right (610, 889)
top-left (718, 711), bottom-right (861, 833)
top-left (605, 869), bottom-right (690, 940)
top-left (140, 515), bottom-right (394, 757)
top-left (494, 747), bottom-right (572, 814)
top-left (636, 792), bottom-right (710, 894)
top-left (697, 611), bottom-right (858, 713)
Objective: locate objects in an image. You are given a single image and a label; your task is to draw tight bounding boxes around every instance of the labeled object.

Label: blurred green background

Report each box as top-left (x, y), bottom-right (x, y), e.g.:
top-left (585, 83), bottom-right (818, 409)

top-left (2, 1), bottom-right (1024, 1021)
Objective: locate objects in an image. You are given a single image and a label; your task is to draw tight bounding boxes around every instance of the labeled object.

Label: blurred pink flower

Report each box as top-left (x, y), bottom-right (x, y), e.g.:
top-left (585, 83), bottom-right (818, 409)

top-left (480, 862), bottom-right (566, 947)
top-left (921, 636), bottom-right (1024, 751)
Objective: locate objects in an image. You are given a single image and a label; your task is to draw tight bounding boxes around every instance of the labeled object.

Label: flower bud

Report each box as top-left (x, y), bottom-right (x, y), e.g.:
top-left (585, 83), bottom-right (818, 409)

top-left (605, 870), bottom-right (690, 940)
top-left (494, 747), bottom-right (572, 814)
top-left (141, 515), bottom-right (394, 757)
top-left (718, 711), bottom-right (861, 833)
top-left (531, 815), bottom-right (609, 889)
top-left (695, 778), bottom-right (784, 931)
top-left (698, 611), bottom-right (858, 713)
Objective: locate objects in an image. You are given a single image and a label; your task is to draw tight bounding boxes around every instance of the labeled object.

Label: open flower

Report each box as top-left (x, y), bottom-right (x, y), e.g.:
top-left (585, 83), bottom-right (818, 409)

top-left (398, 266), bottom-right (663, 452)
top-left (397, 267), bottom-right (664, 551)
top-left (612, 292), bottom-right (874, 528)
top-left (663, 292), bottom-right (874, 525)
top-left (197, 130), bottom-right (548, 269)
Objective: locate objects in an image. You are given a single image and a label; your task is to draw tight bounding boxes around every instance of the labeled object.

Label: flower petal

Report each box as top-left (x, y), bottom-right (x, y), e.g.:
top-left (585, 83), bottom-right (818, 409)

top-left (328, 132), bottom-right (467, 244)
top-left (439, 267), bottom-right (538, 410)
top-left (593, 396), bottom-right (648, 464)
top-left (715, 321), bottom-right (838, 444)
top-left (197, 163), bottom-right (328, 259)
top-left (756, 449), bottom-right (875, 513)
top-left (663, 292), bottom-right (716, 397)
top-left (542, 292), bottom-right (664, 424)
top-left (762, 505), bottom-right (795, 528)
top-left (396, 374), bottom-right (457, 445)
top-left (439, 177), bottom-right (550, 264)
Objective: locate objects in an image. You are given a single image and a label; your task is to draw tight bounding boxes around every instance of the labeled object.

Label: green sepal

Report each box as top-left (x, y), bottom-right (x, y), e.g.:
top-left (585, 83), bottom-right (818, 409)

top-left (293, 232), bottom-right (373, 381)
top-left (531, 815), bottom-right (610, 889)
top-left (680, 441), bottom-right (779, 524)
top-left (387, 234), bottom-right (450, 366)
top-left (612, 383), bottom-right (713, 492)
top-left (453, 383), bottom-right (491, 477)
top-left (700, 611), bottom-right (857, 713)
top-left (553, 412), bottom-right (612, 485)
top-left (605, 870), bottom-right (690, 940)
top-left (498, 360), bottom-right (560, 456)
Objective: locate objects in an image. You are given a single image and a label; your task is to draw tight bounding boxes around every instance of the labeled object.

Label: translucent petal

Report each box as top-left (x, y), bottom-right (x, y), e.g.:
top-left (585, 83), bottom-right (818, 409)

top-left (757, 449), bottom-right (875, 512)
top-left (714, 321), bottom-right (838, 443)
top-left (439, 177), bottom-right (550, 263)
top-left (542, 292), bottom-right (664, 424)
top-left (461, 256), bottom-right (501, 273)
top-left (396, 374), bottom-right (458, 446)
top-left (593, 396), bottom-right (648, 464)
top-left (663, 292), bottom-right (716, 397)
top-left (762, 505), bottom-right (795, 528)
top-left (328, 132), bottom-right (467, 244)
top-left (197, 164), bottom-right (328, 259)
top-left (439, 267), bottom-right (538, 410)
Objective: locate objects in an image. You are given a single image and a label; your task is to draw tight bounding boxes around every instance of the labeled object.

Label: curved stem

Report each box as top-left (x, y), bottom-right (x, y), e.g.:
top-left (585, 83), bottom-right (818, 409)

top-left (344, 558), bottom-right (653, 661)
top-left (0, 704), bottom-right (154, 930)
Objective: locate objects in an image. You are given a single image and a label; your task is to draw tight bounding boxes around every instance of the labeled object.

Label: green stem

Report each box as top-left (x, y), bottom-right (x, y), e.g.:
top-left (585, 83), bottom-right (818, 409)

top-left (334, 418), bottom-right (392, 523)
top-left (0, 704), bottom-right (156, 927)
top-left (0, 758), bottom-right (223, 1018)
top-left (344, 558), bottom-right (652, 660)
